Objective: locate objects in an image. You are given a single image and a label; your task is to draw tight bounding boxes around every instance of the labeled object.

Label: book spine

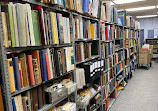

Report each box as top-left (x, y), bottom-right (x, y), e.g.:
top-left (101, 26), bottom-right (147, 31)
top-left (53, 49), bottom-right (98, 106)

top-left (27, 55), bottom-right (35, 85)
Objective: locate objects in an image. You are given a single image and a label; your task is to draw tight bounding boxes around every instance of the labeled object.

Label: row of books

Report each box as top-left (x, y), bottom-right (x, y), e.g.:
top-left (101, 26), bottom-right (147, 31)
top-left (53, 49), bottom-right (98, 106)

top-left (115, 40), bottom-right (123, 50)
top-left (7, 47), bottom-right (74, 93)
top-left (104, 57), bottom-right (114, 71)
top-left (2, 3), bottom-right (99, 48)
top-left (115, 26), bottom-right (124, 39)
top-left (101, 1), bottom-right (118, 23)
top-left (102, 78), bottom-right (115, 100)
top-left (75, 42), bottom-right (98, 62)
top-left (74, 16), bottom-right (98, 40)
top-left (101, 42), bottom-right (114, 59)
top-left (38, 0), bottom-right (100, 18)
top-left (116, 62), bottom-right (123, 74)
top-left (12, 86), bottom-right (46, 111)
top-left (115, 51), bottom-right (124, 64)
top-left (100, 23), bottom-right (114, 41)
top-left (2, 3), bottom-right (73, 47)
top-left (118, 10), bottom-right (140, 28)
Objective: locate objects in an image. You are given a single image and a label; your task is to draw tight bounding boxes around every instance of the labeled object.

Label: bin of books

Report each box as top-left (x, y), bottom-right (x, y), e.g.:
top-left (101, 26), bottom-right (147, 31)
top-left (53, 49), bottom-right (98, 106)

top-left (138, 44), bottom-right (153, 70)
top-left (45, 83), bottom-right (68, 104)
top-left (60, 79), bottom-right (77, 95)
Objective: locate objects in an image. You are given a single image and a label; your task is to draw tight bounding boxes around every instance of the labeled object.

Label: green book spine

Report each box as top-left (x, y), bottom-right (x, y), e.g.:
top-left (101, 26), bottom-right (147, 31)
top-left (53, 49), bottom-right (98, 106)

top-left (8, 4), bottom-right (15, 47)
top-left (31, 10), bottom-right (41, 46)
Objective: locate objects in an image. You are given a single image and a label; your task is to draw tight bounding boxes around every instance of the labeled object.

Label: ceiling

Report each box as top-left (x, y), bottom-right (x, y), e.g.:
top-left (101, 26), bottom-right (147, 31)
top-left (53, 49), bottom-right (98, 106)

top-left (108, 0), bottom-right (158, 17)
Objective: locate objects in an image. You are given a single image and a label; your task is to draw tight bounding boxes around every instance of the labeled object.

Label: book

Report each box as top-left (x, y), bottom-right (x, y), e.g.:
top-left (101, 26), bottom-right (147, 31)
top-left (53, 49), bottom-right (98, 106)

top-left (14, 95), bottom-right (24, 111)
top-left (31, 10), bottom-right (41, 46)
top-left (50, 12), bottom-right (59, 44)
top-left (1, 12), bottom-right (9, 47)
top-left (0, 86), bottom-right (4, 111)
top-left (32, 58), bottom-right (41, 84)
top-left (16, 3), bottom-right (27, 47)
top-left (25, 4), bottom-right (35, 46)
top-left (40, 50), bottom-right (47, 81)
top-left (30, 88), bottom-right (38, 111)
top-left (18, 61), bottom-right (24, 88)
top-left (45, 52), bottom-right (51, 80)
top-left (12, 57), bottom-right (21, 90)
top-left (27, 55), bottom-right (35, 85)
top-left (8, 3), bottom-right (16, 47)
top-left (90, 24), bottom-right (95, 39)
top-left (12, 4), bottom-right (19, 47)
top-left (64, 47), bottom-right (74, 72)
top-left (7, 59), bottom-right (16, 93)
top-left (33, 5), bottom-right (47, 45)
top-left (30, 50), bottom-right (42, 83)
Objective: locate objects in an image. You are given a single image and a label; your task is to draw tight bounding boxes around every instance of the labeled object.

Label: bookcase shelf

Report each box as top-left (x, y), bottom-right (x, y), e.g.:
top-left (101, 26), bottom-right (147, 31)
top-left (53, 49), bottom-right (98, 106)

top-left (38, 95), bottom-right (68, 111)
top-left (11, 70), bottom-right (74, 97)
top-left (75, 55), bottom-right (100, 65)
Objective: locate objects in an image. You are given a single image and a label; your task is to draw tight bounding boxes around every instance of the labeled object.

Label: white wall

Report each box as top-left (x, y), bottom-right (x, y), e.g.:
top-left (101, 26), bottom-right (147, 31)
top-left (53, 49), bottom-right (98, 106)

top-left (136, 17), bottom-right (158, 40)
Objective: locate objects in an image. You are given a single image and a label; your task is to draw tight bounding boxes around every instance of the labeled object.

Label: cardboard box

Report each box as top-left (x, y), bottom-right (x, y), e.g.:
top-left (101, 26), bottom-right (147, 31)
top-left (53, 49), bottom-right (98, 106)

top-left (139, 49), bottom-right (150, 65)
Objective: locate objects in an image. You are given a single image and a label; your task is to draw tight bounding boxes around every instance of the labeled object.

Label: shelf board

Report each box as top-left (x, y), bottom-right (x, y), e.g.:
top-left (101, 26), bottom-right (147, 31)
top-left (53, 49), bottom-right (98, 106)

top-left (6, 43), bottom-right (72, 54)
top-left (115, 38), bottom-right (123, 40)
top-left (11, 70), bottom-right (73, 97)
top-left (116, 69), bottom-right (124, 76)
top-left (21, 0), bottom-right (69, 13)
top-left (76, 55), bottom-right (100, 65)
top-left (74, 39), bottom-right (99, 42)
top-left (38, 95), bottom-right (68, 111)
top-left (115, 47), bottom-right (124, 52)
top-left (101, 40), bottom-right (114, 43)
top-left (105, 54), bottom-right (114, 59)
top-left (107, 98), bottom-right (116, 111)
top-left (117, 90), bottom-right (122, 98)
top-left (117, 77), bottom-right (124, 85)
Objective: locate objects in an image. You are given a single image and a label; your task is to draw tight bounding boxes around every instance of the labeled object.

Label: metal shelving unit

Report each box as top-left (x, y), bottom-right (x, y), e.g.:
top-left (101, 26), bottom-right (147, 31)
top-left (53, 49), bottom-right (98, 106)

top-left (0, 1), bottom-right (140, 111)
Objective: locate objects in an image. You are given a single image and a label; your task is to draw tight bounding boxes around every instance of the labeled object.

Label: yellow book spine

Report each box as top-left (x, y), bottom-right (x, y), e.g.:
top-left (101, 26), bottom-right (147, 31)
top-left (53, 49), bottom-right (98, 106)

top-left (1, 12), bottom-right (9, 47)
top-left (7, 59), bottom-right (16, 93)
top-left (90, 24), bottom-right (95, 39)
top-left (51, 12), bottom-right (59, 44)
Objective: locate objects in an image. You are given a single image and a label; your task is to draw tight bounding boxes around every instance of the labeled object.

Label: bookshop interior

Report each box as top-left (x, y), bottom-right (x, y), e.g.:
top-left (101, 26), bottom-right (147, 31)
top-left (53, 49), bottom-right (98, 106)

top-left (1, 0), bottom-right (158, 111)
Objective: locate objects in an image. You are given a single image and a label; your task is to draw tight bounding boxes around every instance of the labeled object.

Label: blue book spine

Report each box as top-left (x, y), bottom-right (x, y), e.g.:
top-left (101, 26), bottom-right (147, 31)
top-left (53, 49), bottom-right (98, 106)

top-left (83, 20), bottom-right (85, 38)
top-left (63, 0), bottom-right (66, 8)
top-left (64, 18), bottom-right (68, 43)
top-left (41, 50), bottom-right (47, 81)
top-left (12, 57), bottom-right (21, 90)
top-left (83, 0), bottom-right (89, 13)
top-left (12, 58), bottom-right (17, 90)
top-left (58, 0), bottom-right (62, 5)
top-left (12, 98), bottom-right (17, 111)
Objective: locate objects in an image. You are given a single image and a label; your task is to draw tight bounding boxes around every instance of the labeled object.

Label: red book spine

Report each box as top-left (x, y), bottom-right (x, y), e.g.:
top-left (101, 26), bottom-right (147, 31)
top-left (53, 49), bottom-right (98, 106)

top-left (27, 55), bottom-right (35, 85)
top-left (105, 25), bottom-right (108, 41)
top-left (19, 69), bottom-right (23, 88)
top-left (45, 53), bottom-right (51, 80)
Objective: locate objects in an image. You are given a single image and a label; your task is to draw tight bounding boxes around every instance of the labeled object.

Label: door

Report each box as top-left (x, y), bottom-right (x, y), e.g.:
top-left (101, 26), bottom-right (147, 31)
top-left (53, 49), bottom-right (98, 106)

top-left (140, 29), bottom-right (144, 46)
top-left (148, 29), bottom-right (154, 38)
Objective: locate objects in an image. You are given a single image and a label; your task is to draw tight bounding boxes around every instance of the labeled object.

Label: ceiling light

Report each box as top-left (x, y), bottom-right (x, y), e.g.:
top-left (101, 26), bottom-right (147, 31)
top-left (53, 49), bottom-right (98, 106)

top-left (136, 15), bottom-right (158, 18)
top-left (126, 6), bottom-right (155, 12)
top-left (113, 0), bottom-right (145, 4)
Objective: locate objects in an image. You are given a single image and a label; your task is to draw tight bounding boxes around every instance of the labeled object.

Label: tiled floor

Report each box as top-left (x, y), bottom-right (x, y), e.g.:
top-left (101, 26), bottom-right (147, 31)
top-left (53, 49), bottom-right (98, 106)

top-left (109, 62), bottom-right (158, 111)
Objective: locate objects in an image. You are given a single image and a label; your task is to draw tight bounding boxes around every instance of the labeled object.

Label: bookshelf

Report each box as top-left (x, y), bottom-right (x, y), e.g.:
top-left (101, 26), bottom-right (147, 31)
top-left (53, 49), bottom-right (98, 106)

top-left (0, 1), bottom-right (140, 111)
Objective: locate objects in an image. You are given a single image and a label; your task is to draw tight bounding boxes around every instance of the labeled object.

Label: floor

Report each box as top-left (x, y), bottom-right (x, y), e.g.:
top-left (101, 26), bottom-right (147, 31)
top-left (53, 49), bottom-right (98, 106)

top-left (109, 62), bottom-right (158, 111)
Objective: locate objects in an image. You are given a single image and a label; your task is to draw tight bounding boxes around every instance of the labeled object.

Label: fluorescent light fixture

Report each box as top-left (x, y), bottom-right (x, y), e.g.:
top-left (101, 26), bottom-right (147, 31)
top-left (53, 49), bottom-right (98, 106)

top-left (113, 0), bottom-right (145, 4)
top-left (126, 6), bottom-right (155, 12)
top-left (136, 15), bottom-right (158, 18)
